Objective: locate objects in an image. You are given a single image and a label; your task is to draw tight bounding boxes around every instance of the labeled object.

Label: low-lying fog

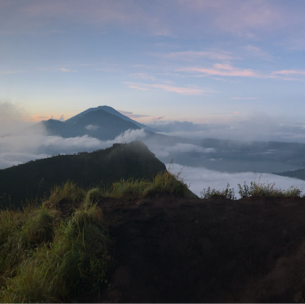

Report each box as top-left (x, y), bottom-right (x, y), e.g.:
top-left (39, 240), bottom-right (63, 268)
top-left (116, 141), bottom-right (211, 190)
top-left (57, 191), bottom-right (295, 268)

top-left (2, 102), bottom-right (305, 197)
top-left (1, 127), bottom-right (304, 198)
top-left (167, 163), bottom-right (305, 199)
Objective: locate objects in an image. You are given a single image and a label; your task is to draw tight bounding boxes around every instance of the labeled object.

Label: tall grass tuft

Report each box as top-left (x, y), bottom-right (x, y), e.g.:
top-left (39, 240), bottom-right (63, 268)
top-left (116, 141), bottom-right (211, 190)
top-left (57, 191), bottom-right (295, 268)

top-left (104, 171), bottom-right (189, 198)
top-left (45, 181), bottom-right (85, 209)
top-left (238, 181), bottom-right (302, 198)
top-left (144, 171), bottom-right (189, 197)
top-left (201, 183), bottom-right (236, 200)
top-left (0, 201), bottom-right (110, 302)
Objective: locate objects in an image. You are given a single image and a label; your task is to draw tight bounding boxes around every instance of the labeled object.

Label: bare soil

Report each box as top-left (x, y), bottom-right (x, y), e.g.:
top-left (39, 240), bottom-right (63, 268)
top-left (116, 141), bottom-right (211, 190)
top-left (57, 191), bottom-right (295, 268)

top-left (91, 195), bottom-right (305, 302)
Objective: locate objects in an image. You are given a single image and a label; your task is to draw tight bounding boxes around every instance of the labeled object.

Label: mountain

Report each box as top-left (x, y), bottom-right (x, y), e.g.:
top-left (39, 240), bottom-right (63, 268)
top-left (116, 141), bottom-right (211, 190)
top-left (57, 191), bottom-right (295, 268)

top-left (0, 141), bottom-right (166, 209)
top-left (275, 168), bottom-right (305, 181)
top-left (22, 106), bottom-right (144, 140)
top-left (65, 105), bottom-right (147, 129)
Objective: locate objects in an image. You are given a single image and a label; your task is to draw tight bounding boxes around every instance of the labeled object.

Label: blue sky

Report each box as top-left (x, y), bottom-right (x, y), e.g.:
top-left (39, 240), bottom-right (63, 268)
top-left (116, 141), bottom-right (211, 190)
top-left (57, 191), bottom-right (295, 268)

top-left (1, 0), bottom-right (305, 132)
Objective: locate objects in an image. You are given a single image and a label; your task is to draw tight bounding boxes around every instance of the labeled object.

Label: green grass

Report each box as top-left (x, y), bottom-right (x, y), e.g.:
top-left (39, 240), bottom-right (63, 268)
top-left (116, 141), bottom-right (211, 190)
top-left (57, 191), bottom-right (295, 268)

top-left (83, 171), bottom-right (190, 201)
top-left (0, 171), bottom-right (189, 302)
top-left (108, 171), bottom-right (189, 198)
top-left (0, 197), bottom-right (110, 302)
top-left (201, 183), bottom-right (236, 200)
top-left (3, 169), bottom-right (302, 302)
top-left (238, 181), bottom-right (302, 198)
top-left (201, 181), bottom-right (303, 200)
top-left (45, 180), bottom-right (86, 209)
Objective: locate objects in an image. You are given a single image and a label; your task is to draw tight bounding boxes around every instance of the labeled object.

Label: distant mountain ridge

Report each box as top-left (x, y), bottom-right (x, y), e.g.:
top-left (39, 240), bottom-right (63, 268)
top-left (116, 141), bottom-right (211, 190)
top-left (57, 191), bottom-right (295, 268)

top-left (275, 168), bottom-right (305, 181)
top-left (65, 105), bottom-right (148, 130)
top-left (22, 106), bottom-right (146, 140)
top-left (0, 141), bottom-right (167, 209)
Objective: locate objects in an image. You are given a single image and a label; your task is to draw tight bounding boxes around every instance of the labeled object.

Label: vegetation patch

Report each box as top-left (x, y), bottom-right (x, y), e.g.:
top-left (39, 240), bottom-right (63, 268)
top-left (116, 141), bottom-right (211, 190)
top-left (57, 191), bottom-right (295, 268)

top-left (238, 181), bottom-right (302, 198)
top-left (0, 171), bottom-right (189, 302)
top-left (0, 186), bottom-right (110, 303)
top-left (201, 181), bottom-right (303, 200)
top-left (201, 183), bottom-right (236, 200)
top-left (107, 171), bottom-right (188, 198)
top-left (80, 171), bottom-right (190, 202)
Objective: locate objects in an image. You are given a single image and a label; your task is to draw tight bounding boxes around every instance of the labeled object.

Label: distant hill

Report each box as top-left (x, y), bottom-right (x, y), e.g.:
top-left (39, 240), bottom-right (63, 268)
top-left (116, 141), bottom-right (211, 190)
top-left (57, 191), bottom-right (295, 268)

top-left (66, 105), bottom-right (149, 130)
top-left (275, 168), bottom-right (305, 181)
top-left (0, 141), bottom-right (166, 209)
top-left (22, 106), bottom-right (144, 140)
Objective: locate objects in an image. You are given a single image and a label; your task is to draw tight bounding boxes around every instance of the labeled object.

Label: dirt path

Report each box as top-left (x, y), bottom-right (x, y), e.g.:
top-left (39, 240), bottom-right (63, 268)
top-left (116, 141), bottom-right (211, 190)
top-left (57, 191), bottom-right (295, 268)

top-left (95, 195), bottom-right (305, 302)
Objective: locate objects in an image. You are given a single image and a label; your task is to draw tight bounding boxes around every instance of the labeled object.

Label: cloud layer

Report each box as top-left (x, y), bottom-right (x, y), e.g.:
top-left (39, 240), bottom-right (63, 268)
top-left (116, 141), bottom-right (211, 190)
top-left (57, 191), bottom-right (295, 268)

top-left (0, 128), bottom-right (147, 169)
top-left (147, 114), bottom-right (305, 143)
top-left (168, 163), bottom-right (305, 199)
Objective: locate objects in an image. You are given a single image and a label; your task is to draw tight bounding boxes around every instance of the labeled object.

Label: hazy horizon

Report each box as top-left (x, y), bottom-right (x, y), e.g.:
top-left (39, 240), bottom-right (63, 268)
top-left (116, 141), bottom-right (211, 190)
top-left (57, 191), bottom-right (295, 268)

top-left (2, 1), bottom-right (305, 196)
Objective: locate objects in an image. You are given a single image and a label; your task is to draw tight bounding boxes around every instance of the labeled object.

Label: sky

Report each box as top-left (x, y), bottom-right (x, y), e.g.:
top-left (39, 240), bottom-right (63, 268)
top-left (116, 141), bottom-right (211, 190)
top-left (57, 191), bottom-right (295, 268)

top-left (1, 0), bottom-right (305, 135)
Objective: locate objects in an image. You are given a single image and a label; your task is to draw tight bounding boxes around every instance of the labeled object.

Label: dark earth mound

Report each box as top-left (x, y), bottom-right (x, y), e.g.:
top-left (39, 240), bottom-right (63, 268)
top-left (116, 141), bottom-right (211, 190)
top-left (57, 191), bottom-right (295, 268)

top-left (87, 195), bottom-right (305, 303)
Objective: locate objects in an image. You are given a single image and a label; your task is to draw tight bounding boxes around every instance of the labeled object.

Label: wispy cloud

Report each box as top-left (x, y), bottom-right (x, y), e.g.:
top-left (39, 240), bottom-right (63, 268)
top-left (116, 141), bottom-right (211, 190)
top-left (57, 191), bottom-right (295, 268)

top-left (273, 70), bottom-right (305, 76)
top-left (124, 82), bottom-right (208, 95)
top-left (147, 113), bottom-right (305, 143)
top-left (2, 0), bottom-right (170, 36)
top-left (154, 50), bottom-right (236, 62)
top-left (129, 73), bottom-right (155, 81)
top-left (33, 116), bottom-right (49, 120)
top-left (119, 110), bottom-right (150, 119)
top-left (60, 68), bottom-right (77, 73)
top-left (179, 63), bottom-right (257, 77)
top-left (244, 45), bottom-right (272, 61)
top-left (230, 97), bottom-right (257, 100)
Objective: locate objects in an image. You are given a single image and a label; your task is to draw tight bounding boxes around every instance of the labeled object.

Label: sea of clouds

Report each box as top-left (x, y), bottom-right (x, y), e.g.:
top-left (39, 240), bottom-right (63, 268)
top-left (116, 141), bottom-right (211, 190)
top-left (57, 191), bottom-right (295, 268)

top-left (167, 163), bottom-right (305, 199)
top-left (1, 102), bottom-right (304, 197)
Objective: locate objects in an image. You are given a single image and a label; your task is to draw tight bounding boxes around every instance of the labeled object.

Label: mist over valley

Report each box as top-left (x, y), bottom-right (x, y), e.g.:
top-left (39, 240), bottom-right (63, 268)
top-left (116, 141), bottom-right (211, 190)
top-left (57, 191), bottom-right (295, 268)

top-left (1, 103), bottom-right (305, 198)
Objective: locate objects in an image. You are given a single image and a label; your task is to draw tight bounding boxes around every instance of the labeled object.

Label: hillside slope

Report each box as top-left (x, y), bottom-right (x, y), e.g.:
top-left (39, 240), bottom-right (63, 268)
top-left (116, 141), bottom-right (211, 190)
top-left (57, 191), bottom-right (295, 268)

top-left (98, 195), bottom-right (305, 303)
top-left (276, 168), bottom-right (305, 181)
top-left (0, 142), bottom-right (166, 209)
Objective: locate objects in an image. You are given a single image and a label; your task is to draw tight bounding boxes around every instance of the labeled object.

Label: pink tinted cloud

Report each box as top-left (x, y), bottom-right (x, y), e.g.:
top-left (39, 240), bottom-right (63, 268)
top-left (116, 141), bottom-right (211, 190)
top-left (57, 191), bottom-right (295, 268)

top-left (60, 68), bottom-right (77, 72)
top-left (273, 70), bottom-right (305, 76)
top-left (151, 84), bottom-right (203, 95)
top-left (124, 82), bottom-right (206, 95)
top-left (155, 50), bottom-right (236, 61)
top-left (33, 116), bottom-right (48, 120)
top-left (179, 63), bottom-right (257, 77)
top-left (171, 0), bottom-right (286, 38)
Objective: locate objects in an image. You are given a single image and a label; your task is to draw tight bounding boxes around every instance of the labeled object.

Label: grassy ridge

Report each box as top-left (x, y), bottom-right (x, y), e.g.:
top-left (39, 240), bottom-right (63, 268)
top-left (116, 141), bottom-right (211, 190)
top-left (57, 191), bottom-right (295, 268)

top-left (0, 171), bottom-right (189, 303)
top-left (1, 170), bottom-right (302, 302)
top-left (0, 141), bottom-right (167, 210)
